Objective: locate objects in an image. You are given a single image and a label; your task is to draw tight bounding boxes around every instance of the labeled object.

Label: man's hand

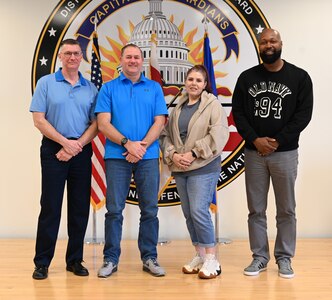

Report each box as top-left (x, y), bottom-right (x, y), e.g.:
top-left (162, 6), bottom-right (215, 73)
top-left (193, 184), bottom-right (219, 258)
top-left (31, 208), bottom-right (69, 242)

top-left (62, 139), bottom-right (83, 156)
top-left (123, 153), bottom-right (140, 163)
top-left (123, 140), bottom-right (147, 160)
top-left (56, 148), bottom-right (73, 162)
top-left (253, 137), bottom-right (278, 156)
top-left (122, 140), bottom-right (148, 162)
top-left (269, 140), bottom-right (279, 150)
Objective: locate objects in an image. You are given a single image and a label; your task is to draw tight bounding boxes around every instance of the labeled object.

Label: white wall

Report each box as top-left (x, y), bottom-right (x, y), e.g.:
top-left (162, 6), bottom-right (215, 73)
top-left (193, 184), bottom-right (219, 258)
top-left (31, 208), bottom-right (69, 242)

top-left (0, 0), bottom-right (331, 240)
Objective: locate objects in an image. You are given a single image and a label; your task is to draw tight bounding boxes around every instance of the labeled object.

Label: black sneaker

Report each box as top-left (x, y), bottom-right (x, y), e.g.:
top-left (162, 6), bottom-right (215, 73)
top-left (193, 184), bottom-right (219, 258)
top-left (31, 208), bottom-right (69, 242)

top-left (32, 266), bottom-right (48, 280)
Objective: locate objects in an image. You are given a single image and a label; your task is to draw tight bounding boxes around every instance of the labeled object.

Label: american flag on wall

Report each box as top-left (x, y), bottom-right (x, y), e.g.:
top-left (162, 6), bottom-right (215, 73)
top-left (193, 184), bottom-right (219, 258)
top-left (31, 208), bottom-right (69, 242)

top-left (90, 31), bottom-right (106, 210)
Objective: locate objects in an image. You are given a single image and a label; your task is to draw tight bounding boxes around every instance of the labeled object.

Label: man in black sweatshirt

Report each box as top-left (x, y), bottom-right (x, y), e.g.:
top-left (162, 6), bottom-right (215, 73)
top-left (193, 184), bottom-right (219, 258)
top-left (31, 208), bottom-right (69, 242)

top-left (232, 28), bottom-right (313, 279)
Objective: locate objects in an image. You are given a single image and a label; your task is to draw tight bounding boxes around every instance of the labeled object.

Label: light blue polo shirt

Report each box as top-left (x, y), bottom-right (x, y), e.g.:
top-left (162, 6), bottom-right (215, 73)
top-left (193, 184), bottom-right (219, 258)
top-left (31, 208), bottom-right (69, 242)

top-left (95, 73), bottom-right (168, 159)
top-left (30, 68), bottom-right (98, 138)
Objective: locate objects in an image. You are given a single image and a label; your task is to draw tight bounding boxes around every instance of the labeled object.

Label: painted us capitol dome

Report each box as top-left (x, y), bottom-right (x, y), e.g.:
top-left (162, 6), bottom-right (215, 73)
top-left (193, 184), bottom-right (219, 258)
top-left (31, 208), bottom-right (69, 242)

top-left (129, 0), bottom-right (193, 85)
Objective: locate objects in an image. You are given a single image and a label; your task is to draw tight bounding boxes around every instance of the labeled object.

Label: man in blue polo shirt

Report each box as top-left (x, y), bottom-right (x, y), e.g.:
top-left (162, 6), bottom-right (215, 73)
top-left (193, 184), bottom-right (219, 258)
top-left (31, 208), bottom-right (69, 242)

top-left (95, 43), bottom-right (168, 278)
top-left (30, 39), bottom-right (98, 280)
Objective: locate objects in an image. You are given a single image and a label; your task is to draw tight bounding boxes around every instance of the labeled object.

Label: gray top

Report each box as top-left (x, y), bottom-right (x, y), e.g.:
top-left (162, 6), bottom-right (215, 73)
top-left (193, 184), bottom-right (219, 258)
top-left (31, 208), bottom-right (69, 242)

top-left (178, 100), bottom-right (200, 143)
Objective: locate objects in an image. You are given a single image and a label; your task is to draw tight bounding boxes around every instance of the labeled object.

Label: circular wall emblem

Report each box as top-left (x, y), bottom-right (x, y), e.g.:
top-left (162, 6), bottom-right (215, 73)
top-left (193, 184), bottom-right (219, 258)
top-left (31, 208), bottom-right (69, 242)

top-left (32, 0), bottom-right (269, 207)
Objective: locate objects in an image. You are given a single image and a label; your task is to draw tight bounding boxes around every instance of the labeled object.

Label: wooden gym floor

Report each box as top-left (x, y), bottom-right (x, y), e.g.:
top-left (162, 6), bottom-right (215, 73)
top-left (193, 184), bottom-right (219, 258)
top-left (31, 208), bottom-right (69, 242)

top-left (0, 239), bottom-right (331, 300)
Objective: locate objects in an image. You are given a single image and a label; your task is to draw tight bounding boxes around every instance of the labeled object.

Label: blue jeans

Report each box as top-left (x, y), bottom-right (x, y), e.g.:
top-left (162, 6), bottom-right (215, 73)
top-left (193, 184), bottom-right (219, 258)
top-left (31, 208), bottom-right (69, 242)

top-left (103, 159), bottom-right (160, 264)
top-left (244, 149), bottom-right (298, 264)
top-left (174, 171), bottom-right (220, 248)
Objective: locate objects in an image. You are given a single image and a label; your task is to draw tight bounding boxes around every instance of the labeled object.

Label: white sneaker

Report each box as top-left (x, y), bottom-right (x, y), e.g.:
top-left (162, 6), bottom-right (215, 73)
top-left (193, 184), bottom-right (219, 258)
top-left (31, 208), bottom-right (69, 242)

top-left (198, 254), bottom-right (222, 279)
top-left (182, 254), bottom-right (204, 274)
top-left (97, 261), bottom-right (118, 278)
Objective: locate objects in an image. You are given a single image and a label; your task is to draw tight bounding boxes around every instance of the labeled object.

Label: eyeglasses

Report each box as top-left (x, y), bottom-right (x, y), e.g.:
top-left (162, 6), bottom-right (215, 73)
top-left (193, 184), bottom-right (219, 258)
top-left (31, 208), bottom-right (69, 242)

top-left (62, 51), bottom-right (82, 58)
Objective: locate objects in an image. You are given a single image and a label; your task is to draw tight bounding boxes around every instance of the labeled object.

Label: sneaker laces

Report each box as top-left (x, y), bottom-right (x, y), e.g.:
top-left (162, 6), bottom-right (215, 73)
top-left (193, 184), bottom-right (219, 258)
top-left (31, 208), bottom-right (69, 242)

top-left (103, 261), bottom-right (112, 267)
top-left (250, 259), bottom-right (264, 268)
top-left (205, 254), bottom-right (216, 260)
top-left (203, 259), bottom-right (216, 269)
top-left (200, 255), bottom-right (220, 274)
top-left (186, 254), bottom-right (203, 268)
top-left (148, 258), bottom-right (160, 267)
top-left (278, 259), bottom-right (292, 271)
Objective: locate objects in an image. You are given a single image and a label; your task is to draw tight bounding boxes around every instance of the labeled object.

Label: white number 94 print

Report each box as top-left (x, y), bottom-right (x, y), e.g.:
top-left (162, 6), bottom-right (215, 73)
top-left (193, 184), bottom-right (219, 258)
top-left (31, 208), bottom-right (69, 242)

top-left (255, 97), bottom-right (282, 119)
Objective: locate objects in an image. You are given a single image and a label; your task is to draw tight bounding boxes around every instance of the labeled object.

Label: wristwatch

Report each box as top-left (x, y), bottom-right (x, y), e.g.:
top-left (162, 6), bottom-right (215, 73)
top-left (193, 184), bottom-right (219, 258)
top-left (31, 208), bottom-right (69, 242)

top-left (121, 137), bottom-right (128, 147)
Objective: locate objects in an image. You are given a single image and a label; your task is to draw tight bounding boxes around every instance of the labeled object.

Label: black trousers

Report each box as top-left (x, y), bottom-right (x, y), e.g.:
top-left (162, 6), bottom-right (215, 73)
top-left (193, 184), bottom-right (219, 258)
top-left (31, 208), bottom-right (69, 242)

top-left (33, 137), bottom-right (92, 267)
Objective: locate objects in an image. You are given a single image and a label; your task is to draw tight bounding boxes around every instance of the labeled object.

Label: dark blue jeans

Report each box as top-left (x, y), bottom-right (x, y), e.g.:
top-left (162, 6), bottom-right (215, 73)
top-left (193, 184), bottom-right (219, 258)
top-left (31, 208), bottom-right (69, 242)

top-left (103, 159), bottom-right (160, 264)
top-left (34, 137), bottom-right (92, 267)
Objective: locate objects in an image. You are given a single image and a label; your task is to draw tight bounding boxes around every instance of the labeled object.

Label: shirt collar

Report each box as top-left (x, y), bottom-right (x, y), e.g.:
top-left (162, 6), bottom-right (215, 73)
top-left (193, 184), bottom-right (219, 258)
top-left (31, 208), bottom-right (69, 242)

top-left (119, 72), bottom-right (147, 83)
top-left (55, 68), bottom-right (88, 86)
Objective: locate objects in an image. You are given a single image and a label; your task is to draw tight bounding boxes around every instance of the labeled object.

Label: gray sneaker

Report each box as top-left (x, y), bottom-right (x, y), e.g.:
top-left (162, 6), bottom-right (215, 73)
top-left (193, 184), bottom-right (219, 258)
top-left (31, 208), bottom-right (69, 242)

top-left (244, 259), bottom-right (267, 276)
top-left (97, 261), bottom-right (118, 278)
top-left (277, 258), bottom-right (294, 279)
top-left (143, 258), bottom-right (166, 277)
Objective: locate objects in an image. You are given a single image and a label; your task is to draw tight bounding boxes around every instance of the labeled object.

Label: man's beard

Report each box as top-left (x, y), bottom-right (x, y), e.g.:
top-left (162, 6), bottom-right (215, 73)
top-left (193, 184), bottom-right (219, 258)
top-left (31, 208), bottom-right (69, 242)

top-left (260, 49), bottom-right (282, 64)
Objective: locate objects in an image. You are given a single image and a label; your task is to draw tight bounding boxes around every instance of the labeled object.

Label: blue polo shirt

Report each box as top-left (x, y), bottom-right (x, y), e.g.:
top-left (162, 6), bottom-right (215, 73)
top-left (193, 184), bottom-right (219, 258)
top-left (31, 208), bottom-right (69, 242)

top-left (95, 73), bottom-right (168, 159)
top-left (30, 68), bottom-right (98, 138)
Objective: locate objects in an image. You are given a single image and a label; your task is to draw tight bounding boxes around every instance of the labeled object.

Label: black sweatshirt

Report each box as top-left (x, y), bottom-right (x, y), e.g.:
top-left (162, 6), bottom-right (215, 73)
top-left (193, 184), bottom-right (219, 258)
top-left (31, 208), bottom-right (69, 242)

top-left (232, 60), bottom-right (313, 151)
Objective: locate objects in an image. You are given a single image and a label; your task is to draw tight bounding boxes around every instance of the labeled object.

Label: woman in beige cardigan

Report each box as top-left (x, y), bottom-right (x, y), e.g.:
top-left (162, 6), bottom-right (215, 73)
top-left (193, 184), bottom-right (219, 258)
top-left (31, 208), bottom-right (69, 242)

top-left (160, 65), bottom-right (229, 279)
